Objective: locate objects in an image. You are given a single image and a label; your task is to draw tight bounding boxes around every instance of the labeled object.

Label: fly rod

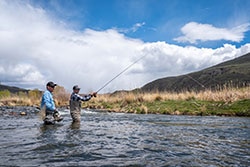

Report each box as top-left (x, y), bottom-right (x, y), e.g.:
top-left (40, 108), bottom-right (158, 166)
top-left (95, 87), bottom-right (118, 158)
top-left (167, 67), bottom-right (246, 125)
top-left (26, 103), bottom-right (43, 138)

top-left (95, 54), bottom-right (206, 93)
top-left (96, 54), bottom-right (148, 93)
top-left (185, 74), bottom-right (205, 88)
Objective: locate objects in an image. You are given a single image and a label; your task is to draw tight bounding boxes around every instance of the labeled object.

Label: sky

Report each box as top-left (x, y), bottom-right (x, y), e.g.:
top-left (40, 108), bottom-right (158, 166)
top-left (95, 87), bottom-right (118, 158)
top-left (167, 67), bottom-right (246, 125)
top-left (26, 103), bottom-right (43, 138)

top-left (0, 0), bottom-right (250, 93)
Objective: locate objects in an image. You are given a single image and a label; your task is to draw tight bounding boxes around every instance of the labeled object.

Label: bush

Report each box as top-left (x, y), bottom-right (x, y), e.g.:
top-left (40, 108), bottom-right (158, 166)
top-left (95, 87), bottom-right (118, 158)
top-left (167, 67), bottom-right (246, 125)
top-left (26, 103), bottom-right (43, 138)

top-left (0, 90), bottom-right (11, 98)
top-left (28, 89), bottom-right (42, 100)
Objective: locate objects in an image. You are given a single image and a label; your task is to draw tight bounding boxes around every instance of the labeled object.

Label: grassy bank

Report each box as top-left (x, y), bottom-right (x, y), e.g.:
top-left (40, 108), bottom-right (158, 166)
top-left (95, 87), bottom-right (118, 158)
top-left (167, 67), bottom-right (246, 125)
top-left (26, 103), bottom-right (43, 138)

top-left (0, 86), bottom-right (249, 116)
top-left (85, 87), bottom-right (250, 116)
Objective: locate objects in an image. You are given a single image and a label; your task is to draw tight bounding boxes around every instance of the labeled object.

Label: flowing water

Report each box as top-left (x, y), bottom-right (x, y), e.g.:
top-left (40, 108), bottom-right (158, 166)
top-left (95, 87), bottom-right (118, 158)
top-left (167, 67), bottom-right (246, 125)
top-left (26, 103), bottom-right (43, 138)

top-left (0, 106), bottom-right (249, 167)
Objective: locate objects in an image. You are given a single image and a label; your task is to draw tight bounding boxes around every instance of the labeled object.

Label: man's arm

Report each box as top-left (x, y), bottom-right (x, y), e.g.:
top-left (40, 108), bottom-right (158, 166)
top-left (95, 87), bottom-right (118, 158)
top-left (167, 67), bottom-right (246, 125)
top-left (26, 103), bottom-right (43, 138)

top-left (78, 94), bottom-right (92, 101)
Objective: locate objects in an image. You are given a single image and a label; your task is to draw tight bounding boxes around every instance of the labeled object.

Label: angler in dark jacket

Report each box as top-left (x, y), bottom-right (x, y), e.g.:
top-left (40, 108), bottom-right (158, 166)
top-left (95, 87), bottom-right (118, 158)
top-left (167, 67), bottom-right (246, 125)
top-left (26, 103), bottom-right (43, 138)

top-left (69, 85), bottom-right (97, 122)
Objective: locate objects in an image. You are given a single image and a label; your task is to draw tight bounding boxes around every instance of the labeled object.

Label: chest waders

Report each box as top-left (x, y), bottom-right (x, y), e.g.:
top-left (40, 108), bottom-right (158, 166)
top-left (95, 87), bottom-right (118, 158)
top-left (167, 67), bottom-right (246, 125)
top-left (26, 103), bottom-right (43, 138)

top-left (70, 100), bottom-right (82, 122)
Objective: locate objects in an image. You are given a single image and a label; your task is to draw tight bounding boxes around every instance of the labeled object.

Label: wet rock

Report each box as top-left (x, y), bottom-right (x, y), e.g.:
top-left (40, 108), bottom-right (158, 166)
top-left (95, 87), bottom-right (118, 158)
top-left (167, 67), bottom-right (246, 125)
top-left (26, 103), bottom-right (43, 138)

top-left (20, 111), bottom-right (27, 116)
top-left (174, 110), bottom-right (181, 115)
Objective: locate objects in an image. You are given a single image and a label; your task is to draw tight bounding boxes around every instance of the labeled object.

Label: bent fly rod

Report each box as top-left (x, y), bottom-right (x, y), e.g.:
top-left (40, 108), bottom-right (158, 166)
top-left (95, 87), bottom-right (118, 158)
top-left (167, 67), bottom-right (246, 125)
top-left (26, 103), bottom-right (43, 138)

top-left (96, 54), bottom-right (148, 93)
top-left (95, 53), bottom-right (206, 93)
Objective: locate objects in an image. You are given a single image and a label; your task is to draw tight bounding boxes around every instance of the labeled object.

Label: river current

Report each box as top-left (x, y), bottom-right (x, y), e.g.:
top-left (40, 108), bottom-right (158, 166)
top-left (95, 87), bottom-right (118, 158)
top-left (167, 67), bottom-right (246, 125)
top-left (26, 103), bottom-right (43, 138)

top-left (0, 106), bottom-right (249, 167)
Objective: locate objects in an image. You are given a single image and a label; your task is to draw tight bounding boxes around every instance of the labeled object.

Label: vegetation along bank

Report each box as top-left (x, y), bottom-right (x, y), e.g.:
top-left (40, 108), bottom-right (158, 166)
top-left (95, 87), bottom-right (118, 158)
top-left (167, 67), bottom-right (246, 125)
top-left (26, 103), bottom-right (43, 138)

top-left (0, 86), bottom-right (249, 117)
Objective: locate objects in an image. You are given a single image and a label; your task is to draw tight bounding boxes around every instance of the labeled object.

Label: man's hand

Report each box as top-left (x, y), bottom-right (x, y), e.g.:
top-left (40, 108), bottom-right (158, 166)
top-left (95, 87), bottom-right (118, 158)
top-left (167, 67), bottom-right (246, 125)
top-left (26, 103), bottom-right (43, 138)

top-left (54, 109), bottom-right (59, 114)
top-left (53, 109), bottom-right (63, 122)
top-left (92, 92), bottom-right (97, 97)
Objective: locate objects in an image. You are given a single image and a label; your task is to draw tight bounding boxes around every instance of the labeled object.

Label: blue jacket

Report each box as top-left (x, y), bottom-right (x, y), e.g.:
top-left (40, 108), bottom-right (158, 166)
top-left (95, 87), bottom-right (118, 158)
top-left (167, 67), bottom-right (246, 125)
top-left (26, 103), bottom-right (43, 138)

top-left (41, 90), bottom-right (56, 111)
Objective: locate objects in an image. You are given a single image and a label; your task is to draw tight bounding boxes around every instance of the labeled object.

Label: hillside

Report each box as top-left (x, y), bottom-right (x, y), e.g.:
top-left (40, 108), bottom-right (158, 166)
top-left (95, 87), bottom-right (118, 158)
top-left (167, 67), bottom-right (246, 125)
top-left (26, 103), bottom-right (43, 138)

top-left (141, 52), bottom-right (250, 92)
top-left (0, 84), bottom-right (29, 93)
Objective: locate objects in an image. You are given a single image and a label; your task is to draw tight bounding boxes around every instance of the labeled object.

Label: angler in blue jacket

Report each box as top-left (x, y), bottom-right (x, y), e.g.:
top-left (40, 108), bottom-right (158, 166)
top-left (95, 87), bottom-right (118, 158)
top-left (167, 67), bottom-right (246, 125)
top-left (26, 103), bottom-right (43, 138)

top-left (41, 81), bottom-right (63, 124)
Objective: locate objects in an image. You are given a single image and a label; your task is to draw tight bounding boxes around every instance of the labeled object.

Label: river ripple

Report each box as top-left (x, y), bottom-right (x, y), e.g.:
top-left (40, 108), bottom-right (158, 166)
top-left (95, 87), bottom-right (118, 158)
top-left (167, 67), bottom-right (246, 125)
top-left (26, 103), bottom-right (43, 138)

top-left (0, 107), bottom-right (249, 167)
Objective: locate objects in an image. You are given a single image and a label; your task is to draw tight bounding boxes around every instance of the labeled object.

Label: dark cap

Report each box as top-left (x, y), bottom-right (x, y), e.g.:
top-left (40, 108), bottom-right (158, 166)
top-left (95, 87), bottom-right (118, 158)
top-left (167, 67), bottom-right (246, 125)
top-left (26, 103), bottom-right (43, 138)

top-left (73, 85), bottom-right (80, 90)
top-left (46, 81), bottom-right (57, 88)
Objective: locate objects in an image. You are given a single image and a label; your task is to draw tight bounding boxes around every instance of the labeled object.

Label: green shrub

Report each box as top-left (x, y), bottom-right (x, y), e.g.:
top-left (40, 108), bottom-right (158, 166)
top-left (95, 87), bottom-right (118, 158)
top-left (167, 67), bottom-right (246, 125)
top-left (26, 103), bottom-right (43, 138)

top-left (0, 90), bottom-right (11, 98)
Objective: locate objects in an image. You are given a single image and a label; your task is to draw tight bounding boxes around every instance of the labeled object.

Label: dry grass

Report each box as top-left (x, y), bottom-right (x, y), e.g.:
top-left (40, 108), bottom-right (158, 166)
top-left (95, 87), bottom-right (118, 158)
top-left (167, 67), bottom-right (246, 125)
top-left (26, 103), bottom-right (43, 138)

top-left (0, 86), bottom-right (249, 108)
top-left (0, 96), bottom-right (37, 106)
top-left (91, 86), bottom-right (250, 104)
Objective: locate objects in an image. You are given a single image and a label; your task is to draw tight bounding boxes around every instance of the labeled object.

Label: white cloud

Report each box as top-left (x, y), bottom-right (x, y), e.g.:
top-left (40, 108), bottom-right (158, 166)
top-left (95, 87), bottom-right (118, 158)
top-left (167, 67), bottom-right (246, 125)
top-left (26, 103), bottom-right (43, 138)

top-left (174, 22), bottom-right (250, 44)
top-left (136, 43), bottom-right (250, 77)
top-left (115, 22), bottom-right (145, 34)
top-left (131, 22), bottom-right (146, 32)
top-left (0, 1), bottom-right (250, 93)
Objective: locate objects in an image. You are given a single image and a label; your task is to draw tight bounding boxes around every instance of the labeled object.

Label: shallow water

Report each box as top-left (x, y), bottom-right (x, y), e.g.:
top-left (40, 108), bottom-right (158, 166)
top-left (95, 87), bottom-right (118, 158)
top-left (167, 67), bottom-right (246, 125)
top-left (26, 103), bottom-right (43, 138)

top-left (0, 107), bottom-right (249, 167)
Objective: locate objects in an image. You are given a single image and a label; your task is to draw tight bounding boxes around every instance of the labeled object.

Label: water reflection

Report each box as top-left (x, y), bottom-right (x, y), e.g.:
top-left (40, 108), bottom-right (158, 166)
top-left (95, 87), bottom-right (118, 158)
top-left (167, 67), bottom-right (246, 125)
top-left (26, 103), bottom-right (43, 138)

top-left (39, 123), bottom-right (63, 133)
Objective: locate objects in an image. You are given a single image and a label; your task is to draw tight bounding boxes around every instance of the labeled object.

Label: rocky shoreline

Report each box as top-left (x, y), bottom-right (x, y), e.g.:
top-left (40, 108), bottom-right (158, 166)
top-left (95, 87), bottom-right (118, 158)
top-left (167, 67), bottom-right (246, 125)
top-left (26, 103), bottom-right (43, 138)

top-left (0, 106), bottom-right (40, 116)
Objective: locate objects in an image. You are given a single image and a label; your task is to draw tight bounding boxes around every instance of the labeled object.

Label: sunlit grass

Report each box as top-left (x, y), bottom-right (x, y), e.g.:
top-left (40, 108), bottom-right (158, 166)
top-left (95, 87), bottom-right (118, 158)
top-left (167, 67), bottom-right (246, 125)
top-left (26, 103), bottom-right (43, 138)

top-left (0, 96), bottom-right (35, 106)
top-left (91, 86), bottom-right (250, 103)
top-left (87, 86), bottom-right (250, 115)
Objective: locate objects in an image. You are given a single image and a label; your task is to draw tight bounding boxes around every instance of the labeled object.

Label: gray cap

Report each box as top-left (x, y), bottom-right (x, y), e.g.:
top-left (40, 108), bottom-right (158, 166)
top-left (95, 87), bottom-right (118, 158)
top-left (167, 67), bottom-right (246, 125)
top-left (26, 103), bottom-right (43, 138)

top-left (73, 85), bottom-right (80, 90)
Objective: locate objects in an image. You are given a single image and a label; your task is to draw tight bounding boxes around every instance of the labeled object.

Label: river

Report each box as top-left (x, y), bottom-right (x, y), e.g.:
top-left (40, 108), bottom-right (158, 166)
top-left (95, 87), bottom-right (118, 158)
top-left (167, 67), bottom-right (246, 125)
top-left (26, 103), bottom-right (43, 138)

top-left (0, 106), bottom-right (249, 167)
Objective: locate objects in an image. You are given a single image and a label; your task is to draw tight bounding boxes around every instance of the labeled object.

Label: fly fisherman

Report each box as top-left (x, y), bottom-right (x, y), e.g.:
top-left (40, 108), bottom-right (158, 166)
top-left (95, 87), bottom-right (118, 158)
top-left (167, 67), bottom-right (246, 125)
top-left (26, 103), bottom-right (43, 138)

top-left (70, 85), bottom-right (97, 122)
top-left (41, 81), bottom-right (63, 124)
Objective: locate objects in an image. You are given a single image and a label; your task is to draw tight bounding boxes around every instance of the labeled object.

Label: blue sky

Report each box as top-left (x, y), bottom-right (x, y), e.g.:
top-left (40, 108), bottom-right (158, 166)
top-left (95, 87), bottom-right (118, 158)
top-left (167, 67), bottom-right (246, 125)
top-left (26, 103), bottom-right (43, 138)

top-left (31, 0), bottom-right (250, 48)
top-left (0, 0), bottom-right (250, 92)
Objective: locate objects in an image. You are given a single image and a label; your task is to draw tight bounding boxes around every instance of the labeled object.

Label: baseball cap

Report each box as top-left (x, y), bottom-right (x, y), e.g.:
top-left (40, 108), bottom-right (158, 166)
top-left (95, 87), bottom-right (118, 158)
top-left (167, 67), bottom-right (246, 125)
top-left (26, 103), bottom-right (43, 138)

top-left (46, 81), bottom-right (57, 88)
top-left (73, 85), bottom-right (81, 90)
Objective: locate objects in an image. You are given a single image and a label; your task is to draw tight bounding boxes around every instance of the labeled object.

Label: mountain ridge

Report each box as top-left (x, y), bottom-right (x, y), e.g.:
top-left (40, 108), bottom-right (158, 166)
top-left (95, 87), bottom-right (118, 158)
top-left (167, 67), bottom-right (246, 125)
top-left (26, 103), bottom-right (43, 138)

top-left (0, 84), bottom-right (29, 93)
top-left (140, 52), bottom-right (250, 92)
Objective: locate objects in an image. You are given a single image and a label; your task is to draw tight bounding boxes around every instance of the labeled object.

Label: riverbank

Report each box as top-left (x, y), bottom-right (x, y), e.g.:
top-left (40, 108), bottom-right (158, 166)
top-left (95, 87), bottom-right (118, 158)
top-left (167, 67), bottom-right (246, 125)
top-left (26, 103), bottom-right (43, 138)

top-left (0, 87), bottom-right (249, 116)
top-left (85, 87), bottom-right (250, 116)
